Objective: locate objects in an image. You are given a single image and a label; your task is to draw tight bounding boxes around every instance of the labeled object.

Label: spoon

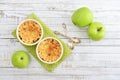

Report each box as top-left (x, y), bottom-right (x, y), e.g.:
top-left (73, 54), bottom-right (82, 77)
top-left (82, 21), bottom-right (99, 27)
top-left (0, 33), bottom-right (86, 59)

top-left (54, 23), bottom-right (81, 50)
top-left (67, 40), bottom-right (75, 50)
top-left (54, 31), bottom-right (81, 43)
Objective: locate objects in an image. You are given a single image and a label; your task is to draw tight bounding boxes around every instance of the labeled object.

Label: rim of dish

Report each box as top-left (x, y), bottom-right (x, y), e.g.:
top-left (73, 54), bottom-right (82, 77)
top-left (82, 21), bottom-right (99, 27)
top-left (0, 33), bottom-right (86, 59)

top-left (16, 19), bottom-right (43, 46)
top-left (36, 37), bottom-right (63, 64)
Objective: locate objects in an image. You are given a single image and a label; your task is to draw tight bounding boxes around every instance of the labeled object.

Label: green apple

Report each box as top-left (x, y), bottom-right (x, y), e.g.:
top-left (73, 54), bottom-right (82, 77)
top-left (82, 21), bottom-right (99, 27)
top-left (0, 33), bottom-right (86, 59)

top-left (11, 51), bottom-right (30, 68)
top-left (72, 7), bottom-right (94, 28)
top-left (88, 22), bottom-right (106, 41)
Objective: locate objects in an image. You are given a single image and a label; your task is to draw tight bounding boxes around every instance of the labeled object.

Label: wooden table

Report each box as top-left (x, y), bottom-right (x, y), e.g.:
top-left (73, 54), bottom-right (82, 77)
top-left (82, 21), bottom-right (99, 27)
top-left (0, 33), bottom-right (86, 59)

top-left (0, 0), bottom-right (120, 80)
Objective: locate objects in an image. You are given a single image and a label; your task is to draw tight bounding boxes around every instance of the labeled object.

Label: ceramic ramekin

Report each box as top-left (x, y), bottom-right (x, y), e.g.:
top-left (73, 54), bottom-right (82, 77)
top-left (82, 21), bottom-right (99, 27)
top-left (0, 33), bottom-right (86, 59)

top-left (16, 19), bottom-right (43, 46)
top-left (36, 37), bottom-right (63, 64)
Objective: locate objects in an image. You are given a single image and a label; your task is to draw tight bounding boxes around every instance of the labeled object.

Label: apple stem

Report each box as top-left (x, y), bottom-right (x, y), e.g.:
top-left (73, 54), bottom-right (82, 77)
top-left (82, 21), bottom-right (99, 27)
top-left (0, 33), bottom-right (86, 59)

top-left (97, 27), bottom-right (102, 31)
top-left (21, 57), bottom-right (23, 60)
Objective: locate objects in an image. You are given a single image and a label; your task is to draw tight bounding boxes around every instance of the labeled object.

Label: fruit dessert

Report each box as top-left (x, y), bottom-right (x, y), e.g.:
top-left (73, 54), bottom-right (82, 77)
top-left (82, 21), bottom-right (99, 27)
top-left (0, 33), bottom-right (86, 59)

top-left (36, 37), bottom-right (63, 63)
top-left (17, 19), bottom-right (43, 45)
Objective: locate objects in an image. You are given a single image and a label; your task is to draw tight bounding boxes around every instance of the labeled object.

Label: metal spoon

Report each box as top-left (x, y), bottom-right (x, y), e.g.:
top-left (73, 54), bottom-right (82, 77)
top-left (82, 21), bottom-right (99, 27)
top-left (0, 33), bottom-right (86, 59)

top-left (67, 40), bottom-right (75, 50)
top-left (54, 31), bottom-right (81, 43)
top-left (54, 23), bottom-right (80, 50)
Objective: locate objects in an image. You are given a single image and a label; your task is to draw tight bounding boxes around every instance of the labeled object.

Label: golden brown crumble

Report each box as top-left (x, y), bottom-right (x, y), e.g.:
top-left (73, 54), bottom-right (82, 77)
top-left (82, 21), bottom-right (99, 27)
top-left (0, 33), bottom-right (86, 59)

top-left (38, 38), bottom-right (62, 62)
top-left (18, 20), bottom-right (41, 44)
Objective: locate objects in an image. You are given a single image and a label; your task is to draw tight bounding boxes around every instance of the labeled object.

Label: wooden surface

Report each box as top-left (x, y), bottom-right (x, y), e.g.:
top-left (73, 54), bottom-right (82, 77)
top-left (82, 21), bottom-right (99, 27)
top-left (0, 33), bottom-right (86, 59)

top-left (0, 0), bottom-right (120, 80)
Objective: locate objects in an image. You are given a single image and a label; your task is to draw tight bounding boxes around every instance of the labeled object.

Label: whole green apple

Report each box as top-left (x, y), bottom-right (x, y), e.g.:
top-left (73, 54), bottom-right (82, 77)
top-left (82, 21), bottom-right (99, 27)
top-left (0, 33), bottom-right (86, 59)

top-left (11, 51), bottom-right (30, 68)
top-left (88, 22), bottom-right (106, 41)
top-left (72, 7), bottom-right (94, 28)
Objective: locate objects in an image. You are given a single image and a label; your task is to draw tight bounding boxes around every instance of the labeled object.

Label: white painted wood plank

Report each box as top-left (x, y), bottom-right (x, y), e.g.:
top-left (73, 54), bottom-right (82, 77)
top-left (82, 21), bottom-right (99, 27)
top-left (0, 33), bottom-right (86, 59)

top-left (0, 75), bottom-right (120, 80)
top-left (0, 2), bottom-right (120, 11)
top-left (0, 23), bottom-right (120, 32)
top-left (0, 38), bottom-right (120, 46)
top-left (0, 75), bottom-right (85, 80)
top-left (0, 20), bottom-right (120, 32)
top-left (1, 75), bottom-right (119, 80)
top-left (1, 67), bottom-right (120, 76)
top-left (1, 10), bottom-right (120, 24)
top-left (0, 44), bottom-right (120, 59)
top-left (1, 52), bottom-right (120, 68)
top-left (0, 0), bottom-right (120, 4)
top-left (1, 41), bottom-right (120, 57)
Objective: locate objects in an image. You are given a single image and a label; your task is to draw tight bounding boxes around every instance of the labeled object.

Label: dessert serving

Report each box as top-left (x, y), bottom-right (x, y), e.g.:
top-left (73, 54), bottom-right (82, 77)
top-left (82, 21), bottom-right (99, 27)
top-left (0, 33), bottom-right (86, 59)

top-left (36, 37), bottom-right (63, 64)
top-left (16, 19), bottom-right (43, 46)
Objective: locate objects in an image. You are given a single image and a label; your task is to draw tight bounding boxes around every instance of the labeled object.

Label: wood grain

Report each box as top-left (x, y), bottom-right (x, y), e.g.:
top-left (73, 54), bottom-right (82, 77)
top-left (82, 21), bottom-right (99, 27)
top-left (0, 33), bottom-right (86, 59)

top-left (0, 0), bottom-right (120, 80)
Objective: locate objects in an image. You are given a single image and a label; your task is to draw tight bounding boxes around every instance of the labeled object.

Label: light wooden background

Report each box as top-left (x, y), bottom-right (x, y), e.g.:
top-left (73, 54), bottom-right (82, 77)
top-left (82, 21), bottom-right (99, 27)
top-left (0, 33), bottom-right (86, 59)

top-left (0, 0), bottom-right (120, 80)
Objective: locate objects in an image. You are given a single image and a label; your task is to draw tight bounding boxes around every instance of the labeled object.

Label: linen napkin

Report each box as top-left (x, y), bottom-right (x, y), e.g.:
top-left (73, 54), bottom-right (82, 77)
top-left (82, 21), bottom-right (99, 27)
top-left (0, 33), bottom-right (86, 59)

top-left (12, 13), bottom-right (71, 72)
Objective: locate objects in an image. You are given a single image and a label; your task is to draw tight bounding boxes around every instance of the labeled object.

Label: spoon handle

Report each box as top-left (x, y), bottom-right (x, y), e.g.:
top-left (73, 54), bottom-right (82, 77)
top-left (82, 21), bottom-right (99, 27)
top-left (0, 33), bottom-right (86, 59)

top-left (54, 31), bottom-right (71, 39)
top-left (62, 23), bottom-right (68, 36)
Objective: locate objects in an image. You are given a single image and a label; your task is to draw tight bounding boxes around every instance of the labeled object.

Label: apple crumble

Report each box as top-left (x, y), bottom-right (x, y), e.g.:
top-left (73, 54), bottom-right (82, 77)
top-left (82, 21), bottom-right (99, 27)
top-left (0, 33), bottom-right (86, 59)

top-left (37, 38), bottom-right (62, 62)
top-left (18, 20), bottom-right (42, 44)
